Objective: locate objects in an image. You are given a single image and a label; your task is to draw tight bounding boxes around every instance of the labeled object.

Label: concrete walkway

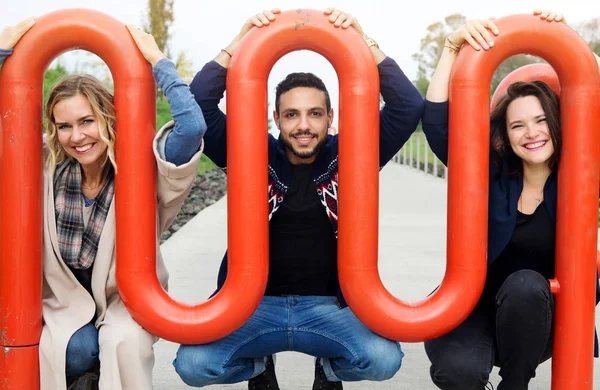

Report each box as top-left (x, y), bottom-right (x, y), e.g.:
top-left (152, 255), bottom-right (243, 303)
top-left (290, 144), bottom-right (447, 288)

top-left (153, 163), bottom-right (600, 389)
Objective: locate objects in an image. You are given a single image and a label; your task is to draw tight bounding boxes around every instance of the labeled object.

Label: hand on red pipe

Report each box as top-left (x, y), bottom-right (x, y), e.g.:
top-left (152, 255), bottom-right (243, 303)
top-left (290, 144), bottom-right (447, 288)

top-left (125, 25), bottom-right (166, 66)
top-left (0, 17), bottom-right (36, 50)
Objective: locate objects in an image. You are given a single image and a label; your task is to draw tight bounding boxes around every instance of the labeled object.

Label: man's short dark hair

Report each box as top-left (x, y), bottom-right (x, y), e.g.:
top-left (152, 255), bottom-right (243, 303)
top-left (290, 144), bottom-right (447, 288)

top-left (275, 72), bottom-right (331, 114)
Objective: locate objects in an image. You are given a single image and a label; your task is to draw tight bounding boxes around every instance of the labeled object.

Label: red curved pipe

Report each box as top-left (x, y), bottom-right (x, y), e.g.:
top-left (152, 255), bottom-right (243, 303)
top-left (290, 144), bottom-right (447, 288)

top-left (224, 7), bottom-right (379, 335)
top-left (0, 9), bottom-right (154, 389)
top-left (118, 9), bottom-right (380, 344)
top-left (491, 63), bottom-right (560, 109)
top-left (340, 14), bottom-right (600, 350)
top-left (449, 14), bottom-right (600, 389)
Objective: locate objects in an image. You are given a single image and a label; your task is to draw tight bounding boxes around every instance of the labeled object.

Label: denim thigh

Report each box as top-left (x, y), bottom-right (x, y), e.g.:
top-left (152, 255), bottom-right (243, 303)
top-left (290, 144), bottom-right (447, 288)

top-left (65, 322), bottom-right (100, 377)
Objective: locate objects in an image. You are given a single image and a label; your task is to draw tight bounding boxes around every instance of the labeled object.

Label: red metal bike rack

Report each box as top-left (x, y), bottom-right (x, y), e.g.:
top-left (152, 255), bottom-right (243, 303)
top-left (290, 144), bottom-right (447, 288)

top-left (449, 14), bottom-right (600, 390)
top-left (3, 9), bottom-right (597, 390)
top-left (0, 8), bottom-right (155, 389)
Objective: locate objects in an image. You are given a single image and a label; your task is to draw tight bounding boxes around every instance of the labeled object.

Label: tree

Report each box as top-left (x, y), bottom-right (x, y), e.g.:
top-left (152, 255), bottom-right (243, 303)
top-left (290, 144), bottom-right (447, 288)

top-left (143, 0), bottom-right (175, 99)
top-left (576, 18), bottom-right (600, 56)
top-left (414, 14), bottom-right (600, 98)
top-left (492, 18), bottom-right (600, 93)
top-left (412, 13), bottom-right (539, 96)
top-left (143, 0), bottom-right (175, 57)
top-left (412, 13), bottom-right (467, 97)
top-left (43, 61), bottom-right (69, 104)
top-left (491, 55), bottom-right (540, 94)
top-left (414, 77), bottom-right (430, 98)
top-left (38, 61), bottom-right (69, 127)
top-left (175, 51), bottom-right (194, 84)
top-left (77, 52), bottom-right (113, 91)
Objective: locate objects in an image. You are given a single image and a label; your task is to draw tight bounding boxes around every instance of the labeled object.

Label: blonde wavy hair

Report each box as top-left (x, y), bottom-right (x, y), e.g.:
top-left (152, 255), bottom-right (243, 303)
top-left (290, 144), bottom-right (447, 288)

top-left (45, 75), bottom-right (117, 171)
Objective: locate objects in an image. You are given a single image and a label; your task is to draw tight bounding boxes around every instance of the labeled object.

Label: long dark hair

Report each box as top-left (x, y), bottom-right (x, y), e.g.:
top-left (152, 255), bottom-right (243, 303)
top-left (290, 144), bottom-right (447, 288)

top-left (490, 81), bottom-right (561, 176)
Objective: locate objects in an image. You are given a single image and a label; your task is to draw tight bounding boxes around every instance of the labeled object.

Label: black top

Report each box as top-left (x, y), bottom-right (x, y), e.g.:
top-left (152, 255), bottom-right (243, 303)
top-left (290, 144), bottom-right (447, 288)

top-left (198, 58), bottom-right (426, 308)
top-left (265, 163), bottom-right (338, 296)
top-left (70, 203), bottom-right (95, 298)
top-left (482, 202), bottom-right (555, 303)
top-left (72, 266), bottom-right (94, 298)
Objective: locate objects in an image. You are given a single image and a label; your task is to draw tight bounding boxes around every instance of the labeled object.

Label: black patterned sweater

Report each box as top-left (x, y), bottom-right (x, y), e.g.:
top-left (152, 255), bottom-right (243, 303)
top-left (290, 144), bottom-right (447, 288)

top-left (190, 57), bottom-right (424, 307)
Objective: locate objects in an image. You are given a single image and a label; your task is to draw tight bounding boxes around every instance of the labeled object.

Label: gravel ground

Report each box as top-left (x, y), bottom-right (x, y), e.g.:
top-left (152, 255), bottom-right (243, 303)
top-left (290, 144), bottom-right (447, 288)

top-left (160, 169), bottom-right (227, 243)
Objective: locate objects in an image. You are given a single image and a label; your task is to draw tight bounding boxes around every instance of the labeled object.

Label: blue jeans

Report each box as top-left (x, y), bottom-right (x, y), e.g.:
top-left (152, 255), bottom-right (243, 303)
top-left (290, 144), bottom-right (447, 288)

top-left (173, 296), bottom-right (403, 387)
top-left (66, 322), bottom-right (100, 377)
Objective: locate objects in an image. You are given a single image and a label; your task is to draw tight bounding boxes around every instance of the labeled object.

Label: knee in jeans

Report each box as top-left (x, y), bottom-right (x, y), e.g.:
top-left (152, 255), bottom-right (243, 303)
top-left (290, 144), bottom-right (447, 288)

top-left (499, 269), bottom-right (550, 303)
top-left (174, 345), bottom-right (223, 386)
top-left (66, 335), bottom-right (99, 362)
top-left (357, 338), bottom-right (403, 381)
top-left (66, 324), bottom-right (99, 370)
top-left (430, 358), bottom-right (490, 390)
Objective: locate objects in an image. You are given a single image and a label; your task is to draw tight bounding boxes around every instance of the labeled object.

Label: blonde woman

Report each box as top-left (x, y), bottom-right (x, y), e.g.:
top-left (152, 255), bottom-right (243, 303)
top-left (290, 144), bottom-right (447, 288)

top-left (0, 19), bottom-right (206, 389)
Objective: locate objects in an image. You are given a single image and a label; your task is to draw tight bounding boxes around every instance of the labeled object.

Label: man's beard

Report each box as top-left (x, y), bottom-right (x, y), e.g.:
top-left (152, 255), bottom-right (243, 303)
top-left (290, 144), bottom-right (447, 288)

top-left (282, 132), bottom-right (327, 161)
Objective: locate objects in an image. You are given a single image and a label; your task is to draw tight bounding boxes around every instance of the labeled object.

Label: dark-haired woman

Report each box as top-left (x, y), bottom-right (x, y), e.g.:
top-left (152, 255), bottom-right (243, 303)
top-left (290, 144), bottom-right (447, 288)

top-left (421, 10), bottom-right (600, 390)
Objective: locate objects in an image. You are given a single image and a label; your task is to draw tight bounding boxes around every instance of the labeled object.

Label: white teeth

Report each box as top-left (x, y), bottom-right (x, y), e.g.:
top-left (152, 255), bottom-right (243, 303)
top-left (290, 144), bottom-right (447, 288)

top-left (75, 144), bottom-right (93, 152)
top-left (525, 141), bottom-right (546, 149)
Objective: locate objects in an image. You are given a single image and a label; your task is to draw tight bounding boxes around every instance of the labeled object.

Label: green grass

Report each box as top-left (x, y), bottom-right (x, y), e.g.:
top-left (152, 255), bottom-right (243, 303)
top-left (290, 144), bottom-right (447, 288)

top-left (197, 154), bottom-right (217, 176)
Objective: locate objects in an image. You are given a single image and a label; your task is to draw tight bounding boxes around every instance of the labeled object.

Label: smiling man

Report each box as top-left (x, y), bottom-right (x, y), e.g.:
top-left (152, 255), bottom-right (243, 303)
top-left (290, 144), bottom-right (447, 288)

top-left (174, 8), bottom-right (424, 390)
top-left (275, 77), bottom-right (332, 164)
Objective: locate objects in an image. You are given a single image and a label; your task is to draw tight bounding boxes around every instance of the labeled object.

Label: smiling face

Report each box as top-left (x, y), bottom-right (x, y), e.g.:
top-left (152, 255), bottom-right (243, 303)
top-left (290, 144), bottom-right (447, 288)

top-left (53, 94), bottom-right (109, 171)
top-left (45, 75), bottom-right (117, 172)
top-left (505, 95), bottom-right (554, 168)
top-left (273, 86), bottom-right (333, 165)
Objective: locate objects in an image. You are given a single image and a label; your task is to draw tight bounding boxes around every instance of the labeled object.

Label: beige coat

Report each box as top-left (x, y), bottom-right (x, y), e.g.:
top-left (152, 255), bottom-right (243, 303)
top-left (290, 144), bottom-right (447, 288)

top-left (39, 124), bottom-right (202, 389)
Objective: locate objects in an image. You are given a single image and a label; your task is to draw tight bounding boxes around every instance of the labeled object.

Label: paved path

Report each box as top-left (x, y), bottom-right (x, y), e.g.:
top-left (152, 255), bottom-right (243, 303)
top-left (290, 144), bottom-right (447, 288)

top-left (153, 163), bottom-right (600, 389)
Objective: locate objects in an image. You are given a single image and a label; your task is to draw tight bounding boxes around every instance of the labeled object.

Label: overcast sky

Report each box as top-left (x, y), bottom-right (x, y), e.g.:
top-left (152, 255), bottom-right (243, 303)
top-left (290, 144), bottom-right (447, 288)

top-left (2, 0), bottom-right (600, 119)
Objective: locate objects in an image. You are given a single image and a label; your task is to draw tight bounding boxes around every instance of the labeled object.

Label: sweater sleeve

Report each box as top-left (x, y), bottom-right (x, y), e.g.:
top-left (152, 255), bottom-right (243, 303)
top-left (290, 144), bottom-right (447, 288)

top-left (0, 48), bottom-right (14, 66)
top-left (377, 57), bottom-right (425, 168)
top-left (421, 99), bottom-right (449, 166)
top-left (154, 58), bottom-right (206, 166)
top-left (189, 60), bottom-right (228, 168)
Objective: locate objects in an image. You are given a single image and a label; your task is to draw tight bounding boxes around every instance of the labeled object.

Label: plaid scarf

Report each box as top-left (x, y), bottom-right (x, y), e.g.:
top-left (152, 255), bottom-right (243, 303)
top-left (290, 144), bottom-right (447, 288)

top-left (54, 159), bottom-right (114, 269)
